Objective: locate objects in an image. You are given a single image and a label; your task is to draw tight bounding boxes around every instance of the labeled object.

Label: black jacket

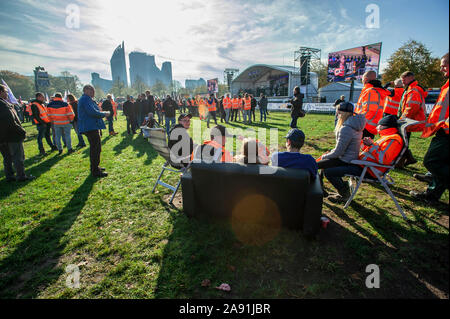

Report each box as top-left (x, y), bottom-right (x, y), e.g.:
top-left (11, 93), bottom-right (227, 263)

top-left (123, 100), bottom-right (135, 117)
top-left (146, 95), bottom-right (155, 114)
top-left (258, 97), bottom-right (268, 109)
top-left (0, 98), bottom-right (26, 143)
top-left (163, 98), bottom-right (178, 118)
top-left (289, 93), bottom-right (304, 117)
top-left (102, 99), bottom-right (113, 114)
top-left (168, 123), bottom-right (194, 165)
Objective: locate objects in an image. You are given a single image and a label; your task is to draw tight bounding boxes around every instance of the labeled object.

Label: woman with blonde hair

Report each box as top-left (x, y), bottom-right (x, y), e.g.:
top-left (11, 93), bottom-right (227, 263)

top-left (316, 102), bottom-right (366, 197)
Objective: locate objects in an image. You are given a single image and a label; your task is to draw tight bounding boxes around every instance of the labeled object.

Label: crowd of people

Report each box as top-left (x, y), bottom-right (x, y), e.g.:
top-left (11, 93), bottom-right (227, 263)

top-left (0, 52), bottom-right (448, 205)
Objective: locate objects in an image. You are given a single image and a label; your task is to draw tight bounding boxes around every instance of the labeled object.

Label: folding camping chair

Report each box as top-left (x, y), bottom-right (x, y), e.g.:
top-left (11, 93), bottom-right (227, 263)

top-left (147, 128), bottom-right (187, 205)
top-left (343, 118), bottom-right (420, 220)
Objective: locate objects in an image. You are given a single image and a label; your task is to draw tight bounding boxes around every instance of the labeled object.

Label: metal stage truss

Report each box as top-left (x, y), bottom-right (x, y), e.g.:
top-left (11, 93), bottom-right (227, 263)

top-left (293, 47), bottom-right (321, 101)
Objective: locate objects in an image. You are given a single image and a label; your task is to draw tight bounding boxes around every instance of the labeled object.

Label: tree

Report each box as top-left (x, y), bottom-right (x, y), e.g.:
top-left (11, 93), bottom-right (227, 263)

top-left (151, 80), bottom-right (167, 98)
top-left (93, 85), bottom-right (106, 99)
top-left (382, 40), bottom-right (443, 88)
top-left (0, 70), bottom-right (34, 100)
top-left (111, 79), bottom-right (126, 97)
top-left (218, 83), bottom-right (229, 97)
top-left (132, 76), bottom-right (148, 96)
top-left (311, 62), bottom-right (329, 88)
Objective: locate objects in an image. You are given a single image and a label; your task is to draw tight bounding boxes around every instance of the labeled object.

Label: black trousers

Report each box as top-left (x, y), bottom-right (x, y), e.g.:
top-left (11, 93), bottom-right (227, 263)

top-left (317, 158), bottom-right (348, 193)
top-left (424, 131), bottom-right (449, 199)
top-left (83, 130), bottom-right (102, 175)
top-left (127, 116), bottom-right (136, 133)
top-left (0, 141), bottom-right (26, 180)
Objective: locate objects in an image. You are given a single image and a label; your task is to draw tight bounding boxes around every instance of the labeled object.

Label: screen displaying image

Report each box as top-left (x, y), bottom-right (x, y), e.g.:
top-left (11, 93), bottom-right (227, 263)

top-left (327, 42), bottom-right (382, 82)
top-left (207, 78), bottom-right (219, 93)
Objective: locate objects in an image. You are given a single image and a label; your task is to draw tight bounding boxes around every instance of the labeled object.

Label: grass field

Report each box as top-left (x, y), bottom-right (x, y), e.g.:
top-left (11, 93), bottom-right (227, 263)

top-left (0, 112), bottom-right (448, 299)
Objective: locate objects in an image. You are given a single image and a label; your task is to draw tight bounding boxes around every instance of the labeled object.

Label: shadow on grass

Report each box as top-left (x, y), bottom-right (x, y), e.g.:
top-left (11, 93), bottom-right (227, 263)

top-left (153, 191), bottom-right (446, 298)
top-left (0, 176), bottom-right (96, 298)
top-left (113, 131), bottom-right (158, 165)
top-left (333, 199), bottom-right (448, 298)
top-left (0, 154), bottom-right (64, 201)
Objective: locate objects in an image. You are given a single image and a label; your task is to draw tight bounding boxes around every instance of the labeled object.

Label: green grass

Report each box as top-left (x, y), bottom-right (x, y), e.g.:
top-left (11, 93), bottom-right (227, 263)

top-left (0, 113), bottom-right (448, 299)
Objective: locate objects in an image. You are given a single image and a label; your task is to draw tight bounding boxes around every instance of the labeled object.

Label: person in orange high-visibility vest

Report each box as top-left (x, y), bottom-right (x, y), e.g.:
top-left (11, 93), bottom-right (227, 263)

top-left (395, 71), bottom-right (428, 168)
top-left (223, 93), bottom-right (232, 123)
top-left (198, 97), bottom-right (207, 120)
top-left (324, 115), bottom-right (403, 203)
top-left (206, 93), bottom-right (218, 128)
top-left (111, 99), bottom-right (117, 120)
top-left (237, 95), bottom-right (244, 122)
top-left (46, 93), bottom-right (75, 154)
top-left (411, 52), bottom-right (449, 202)
top-left (243, 93), bottom-right (252, 124)
top-left (192, 125), bottom-right (233, 163)
top-left (383, 79), bottom-right (404, 117)
top-left (354, 70), bottom-right (390, 139)
top-left (231, 94), bottom-right (240, 122)
top-left (30, 92), bottom-right (57, 155)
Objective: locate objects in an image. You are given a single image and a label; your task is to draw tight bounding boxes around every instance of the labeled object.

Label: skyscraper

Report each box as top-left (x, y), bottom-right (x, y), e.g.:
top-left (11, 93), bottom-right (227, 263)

top-left (110, 41), bottom-right (128, 87)
top-left (128, 51), bottom-right (173, 88)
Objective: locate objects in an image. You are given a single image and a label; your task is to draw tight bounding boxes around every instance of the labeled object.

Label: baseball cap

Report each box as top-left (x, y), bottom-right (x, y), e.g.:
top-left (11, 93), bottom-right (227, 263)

top-left (338, 101), bottom-right (354, 113)
top-left (178, 113), bottom-right (192, 121)
top-left (285, 128), bottom-right (305, 144)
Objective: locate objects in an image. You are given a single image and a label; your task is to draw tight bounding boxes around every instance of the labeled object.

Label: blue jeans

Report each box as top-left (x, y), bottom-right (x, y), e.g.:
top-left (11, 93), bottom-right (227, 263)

top-left (260, 108), bottom-right (267, 122)
top-left (73, 121), bottom-right (86, 146)
top-left (36, 123), bottom-right (54, 151)
top-left (165, 117), bottom-right (176, 135)
top-left (54, 124), bottom-right (72, 151)
top-left (290, 114), bottom-right (299, 128)
top-left (323, 164), bottom-right (363, 193)
top-left (107, 116), bottom-right (114, 133)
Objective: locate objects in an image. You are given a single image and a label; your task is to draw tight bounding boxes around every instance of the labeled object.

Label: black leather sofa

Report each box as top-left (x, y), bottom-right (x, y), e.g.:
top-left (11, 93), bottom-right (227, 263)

top-left (181, 162), bottom-right (323, 237)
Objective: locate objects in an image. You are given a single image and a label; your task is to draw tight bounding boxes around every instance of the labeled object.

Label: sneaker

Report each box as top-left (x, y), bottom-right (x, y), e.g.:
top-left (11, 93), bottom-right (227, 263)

top-left (67, 149), bottom-right (75, 154)
top-left (413, 173), bottom-right (433, 184)
top-left (76, 144), bottom-right (86, 148)
top-left (404, 157), bottom-right (417, 167)
top-left (410, 190), bottom-right (439, 203)
top-left (51, 146), bottom-right (58, 152)
top-left (39, 150), bottom-right (47, 156)
top-left (98, 167), bottom-right (106, 171)
top-left (58, 150), bottom-right (63, 155)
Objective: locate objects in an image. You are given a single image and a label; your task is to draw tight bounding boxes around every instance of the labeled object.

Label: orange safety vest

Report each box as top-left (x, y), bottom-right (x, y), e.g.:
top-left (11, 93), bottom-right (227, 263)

top-left (231, 98), bottom-right (239, 109)
top-left (207, 99), bottom-right (216, 112)
top-left (399, 81), bottom-right (427, 132)
top-left (112, 101), bottom-right (117, 116)
top-left (238, 98), bottom-right (244, 109)
top-left (355, 83), bottom-right (390, 135)
top-left (383, 87), bottom-right (404, 115)
top-left (359, 127), bottom-right (404, 178)
top-left (243, 97), bottom-right (251, 110)
top-left (26, 103), bottom-right (32, 116)
top-left (422, 79), bottom-right (449, 138)
top-left (223, 97), bottom-right (232, 109)
top-left (31, 101), bottom-right (51, 124)
top-left (192, 140), bottom-right (233, 163)
top-left (46, 97), bottom-right (75, 125)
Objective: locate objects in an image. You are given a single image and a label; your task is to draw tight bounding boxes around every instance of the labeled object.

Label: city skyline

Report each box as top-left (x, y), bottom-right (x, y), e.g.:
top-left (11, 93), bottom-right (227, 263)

top-left (0, 0), bottom-right (448, 86)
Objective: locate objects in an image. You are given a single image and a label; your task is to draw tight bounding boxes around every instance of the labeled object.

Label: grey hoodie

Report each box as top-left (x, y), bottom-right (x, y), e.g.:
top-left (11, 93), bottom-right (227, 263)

top-left (321, 114), bottom-right (366, 163)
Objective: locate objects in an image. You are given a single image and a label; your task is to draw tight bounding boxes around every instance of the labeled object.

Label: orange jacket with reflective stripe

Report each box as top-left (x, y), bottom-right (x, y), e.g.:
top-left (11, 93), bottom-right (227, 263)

top-left (383, 87), bottom-right (404, 115)
top-left (359, 127), bottom-right (404, 178)
top-left (203, 140), bottom-right (233, 163)
top-left (231, 98), bottom-right (240, 109)
top-left (243, 97), bottom-right (251, 110)
top-left (207, 99), bottom-right (217, 112)
top-left (31, 101), bottom-right (51, 124)
top-left (112, 101), bottom-right (117, 116)
top-left (46, 97), bottom-right (75, 125)
top-left (223, 97), bottom-right (232, 109)
top-left (355, 83), bottom-right (390, 135)
top-left (422, 79), bottom-right (449, 137)
top-left (399, 81), bottom-right (427, 132)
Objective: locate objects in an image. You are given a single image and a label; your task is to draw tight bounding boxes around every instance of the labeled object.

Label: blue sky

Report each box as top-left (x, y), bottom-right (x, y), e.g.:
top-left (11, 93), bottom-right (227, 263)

top-left (0, 0), bottom-right (448, 86)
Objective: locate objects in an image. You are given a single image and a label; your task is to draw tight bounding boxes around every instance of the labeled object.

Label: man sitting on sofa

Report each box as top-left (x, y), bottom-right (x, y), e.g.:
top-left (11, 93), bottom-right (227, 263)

top-left (271, 128), bottom-right (318, 179)
top-left (168, 113), bottom-right (195, 166)
top-left (193, 125), bottom-right (233, 163)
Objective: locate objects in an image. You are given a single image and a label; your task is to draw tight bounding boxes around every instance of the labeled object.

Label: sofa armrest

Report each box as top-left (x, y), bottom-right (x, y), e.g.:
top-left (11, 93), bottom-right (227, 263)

top-left (181, 171), bottom-right (196, 218)
top-left (303, 175), bottom-right (323, 237)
